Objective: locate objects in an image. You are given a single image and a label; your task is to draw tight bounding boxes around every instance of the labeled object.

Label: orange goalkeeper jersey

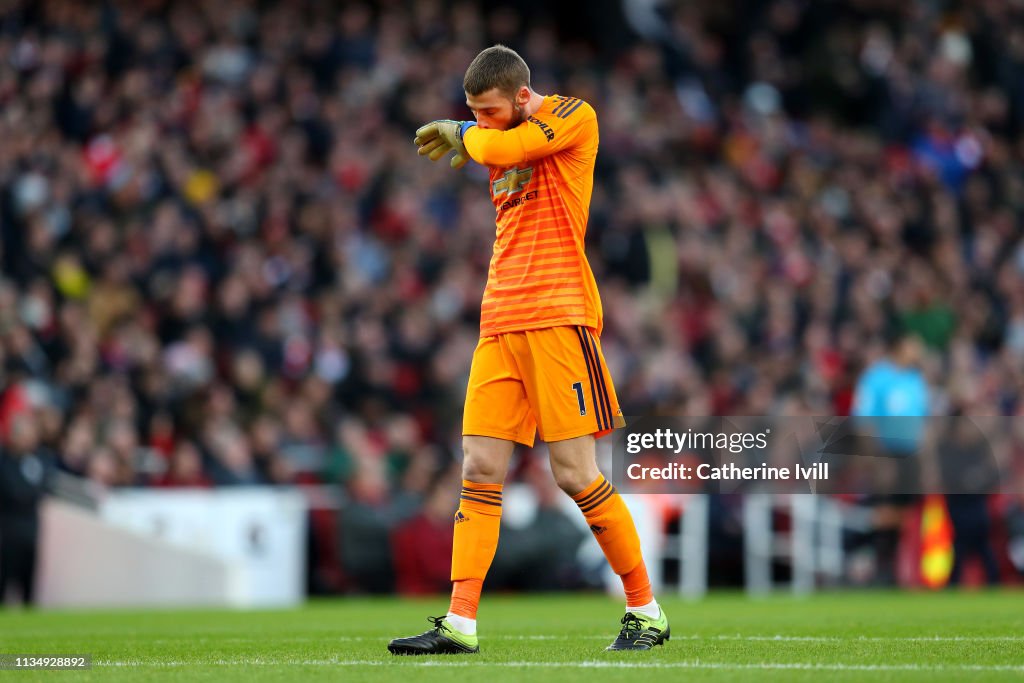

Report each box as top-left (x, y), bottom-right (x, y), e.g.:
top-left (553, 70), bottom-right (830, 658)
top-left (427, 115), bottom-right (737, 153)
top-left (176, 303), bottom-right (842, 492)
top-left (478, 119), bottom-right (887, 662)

top-left (463, 95), bottom-right (601, 337)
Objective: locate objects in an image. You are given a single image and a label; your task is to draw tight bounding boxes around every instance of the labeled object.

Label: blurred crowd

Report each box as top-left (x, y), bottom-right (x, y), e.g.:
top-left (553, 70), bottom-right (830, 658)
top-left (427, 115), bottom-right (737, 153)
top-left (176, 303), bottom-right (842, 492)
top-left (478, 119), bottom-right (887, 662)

top-left (2, 0), bottom-right (1024, 593)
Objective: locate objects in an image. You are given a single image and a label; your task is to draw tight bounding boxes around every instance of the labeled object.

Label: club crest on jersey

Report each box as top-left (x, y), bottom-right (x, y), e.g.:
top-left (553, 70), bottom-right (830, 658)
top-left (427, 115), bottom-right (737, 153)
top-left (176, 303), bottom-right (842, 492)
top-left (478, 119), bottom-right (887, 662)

top-left (492, 167), bottom-right (533, 196)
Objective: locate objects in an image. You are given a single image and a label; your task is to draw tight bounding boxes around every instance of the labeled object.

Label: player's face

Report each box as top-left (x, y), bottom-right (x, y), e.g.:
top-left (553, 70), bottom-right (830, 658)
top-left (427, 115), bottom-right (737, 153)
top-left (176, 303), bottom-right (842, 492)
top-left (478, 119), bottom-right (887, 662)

top-left (466, 87), bottom-right (529, 131)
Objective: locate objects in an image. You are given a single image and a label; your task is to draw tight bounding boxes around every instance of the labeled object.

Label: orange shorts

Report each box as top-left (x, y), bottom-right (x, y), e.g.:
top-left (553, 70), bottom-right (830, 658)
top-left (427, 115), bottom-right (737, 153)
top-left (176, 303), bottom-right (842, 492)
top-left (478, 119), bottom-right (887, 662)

top-left (463, 326), bottom-right (625, 446)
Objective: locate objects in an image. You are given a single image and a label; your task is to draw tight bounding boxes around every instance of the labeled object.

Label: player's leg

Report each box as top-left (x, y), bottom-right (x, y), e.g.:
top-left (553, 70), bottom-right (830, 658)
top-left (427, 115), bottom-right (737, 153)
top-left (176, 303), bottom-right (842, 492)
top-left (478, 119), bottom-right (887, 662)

top-left (387, 435), bottom-right (515, 656)
top-left (548, 435), bottom-right (669, 649)
top-left (519, 326), bottom-right (668, 650)
top-left (448, 434), bottom-right (515, 633)
top-left (388, 335), bottom-right (534, 656)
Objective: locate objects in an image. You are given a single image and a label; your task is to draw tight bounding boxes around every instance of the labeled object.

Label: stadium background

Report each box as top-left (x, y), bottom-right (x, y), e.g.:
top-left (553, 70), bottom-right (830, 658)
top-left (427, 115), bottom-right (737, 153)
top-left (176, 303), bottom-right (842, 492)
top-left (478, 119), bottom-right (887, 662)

top-left (2, 0), bottom-right (1024, 607)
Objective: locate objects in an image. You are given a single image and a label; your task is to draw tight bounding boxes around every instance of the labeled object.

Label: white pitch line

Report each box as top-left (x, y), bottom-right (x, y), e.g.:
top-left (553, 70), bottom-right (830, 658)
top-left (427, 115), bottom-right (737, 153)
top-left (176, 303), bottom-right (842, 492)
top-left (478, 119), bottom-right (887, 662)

top-left (269, 634), bottom-right (1024, 643)
top-left (512, 634), bottom-right (1024, 642)
top-left (17, 632), bottom-right (1019, 644)
top-left (68, 633), bottom-right (1024, 644)
top-left (93, 659), bottom-right (1024, 673)
top-left (680, 634), bottom-right (1024, 643)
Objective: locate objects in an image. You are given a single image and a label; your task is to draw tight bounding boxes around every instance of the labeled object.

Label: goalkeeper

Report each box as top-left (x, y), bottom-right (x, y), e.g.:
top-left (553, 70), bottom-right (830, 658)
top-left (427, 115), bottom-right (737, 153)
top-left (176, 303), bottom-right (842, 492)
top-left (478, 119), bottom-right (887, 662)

top-left (388, 45), bottom-right (668, 655)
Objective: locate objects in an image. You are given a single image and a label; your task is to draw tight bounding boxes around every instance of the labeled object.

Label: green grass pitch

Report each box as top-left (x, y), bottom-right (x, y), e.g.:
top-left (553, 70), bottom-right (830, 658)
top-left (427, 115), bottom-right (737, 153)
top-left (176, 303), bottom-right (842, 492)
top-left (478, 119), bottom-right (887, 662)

top-left (1, 591), bottom-right (1022, 682)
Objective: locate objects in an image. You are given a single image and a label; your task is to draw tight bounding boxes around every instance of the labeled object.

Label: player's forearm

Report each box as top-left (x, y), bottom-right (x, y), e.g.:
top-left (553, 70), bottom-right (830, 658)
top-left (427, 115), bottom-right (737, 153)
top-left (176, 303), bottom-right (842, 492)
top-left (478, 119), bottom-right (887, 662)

top-left (463, 126), bottom-right (530, 167)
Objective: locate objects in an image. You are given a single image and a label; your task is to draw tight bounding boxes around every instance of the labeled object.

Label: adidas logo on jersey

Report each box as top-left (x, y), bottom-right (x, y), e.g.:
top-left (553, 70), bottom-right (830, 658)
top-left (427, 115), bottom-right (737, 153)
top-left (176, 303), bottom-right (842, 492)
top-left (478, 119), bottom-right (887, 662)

top-left (589, 524), bottom-right (607, 535)
top-left (454, 511), bottom-right (469, 524)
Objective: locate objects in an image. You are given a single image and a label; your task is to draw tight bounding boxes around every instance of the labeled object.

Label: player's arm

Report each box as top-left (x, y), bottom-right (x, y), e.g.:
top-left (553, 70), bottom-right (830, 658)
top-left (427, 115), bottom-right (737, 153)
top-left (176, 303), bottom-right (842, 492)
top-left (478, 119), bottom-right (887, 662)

top-left (463, 101), bottom-right (595, 167)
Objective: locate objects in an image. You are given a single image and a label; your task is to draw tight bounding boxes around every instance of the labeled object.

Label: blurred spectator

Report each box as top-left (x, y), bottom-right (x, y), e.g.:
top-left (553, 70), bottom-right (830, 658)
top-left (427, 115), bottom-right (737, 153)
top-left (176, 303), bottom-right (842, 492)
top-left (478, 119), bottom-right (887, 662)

top-left (853, 334), bottom-right (930, 455)
top-left (487, 454), bottom-right (589, 592)
top-left (938, 421), bottom-right (1001, 586)
top-left (154, 440), bottom-right (211, 488)
top-left (391, 468), bottom-right (458, 595)
top-left (0, 413), bottom-right (53, 606)
top-left (852, 333), bottom-right (931, 585)
top-left (1009, 496), bottom-right (1024, 577)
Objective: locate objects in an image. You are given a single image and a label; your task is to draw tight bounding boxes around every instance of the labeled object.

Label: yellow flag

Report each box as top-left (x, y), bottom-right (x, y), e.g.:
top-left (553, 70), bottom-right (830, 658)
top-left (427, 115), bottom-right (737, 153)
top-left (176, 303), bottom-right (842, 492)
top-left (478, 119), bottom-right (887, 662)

top-left (920, 495), bottom-right (954, 588)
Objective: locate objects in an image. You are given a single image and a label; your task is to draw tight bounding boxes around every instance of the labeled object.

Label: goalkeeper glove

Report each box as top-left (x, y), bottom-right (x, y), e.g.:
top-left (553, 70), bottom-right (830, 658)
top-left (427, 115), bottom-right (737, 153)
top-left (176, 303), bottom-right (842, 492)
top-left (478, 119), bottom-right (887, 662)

top-left (414, 120), bottom-right (476, 169)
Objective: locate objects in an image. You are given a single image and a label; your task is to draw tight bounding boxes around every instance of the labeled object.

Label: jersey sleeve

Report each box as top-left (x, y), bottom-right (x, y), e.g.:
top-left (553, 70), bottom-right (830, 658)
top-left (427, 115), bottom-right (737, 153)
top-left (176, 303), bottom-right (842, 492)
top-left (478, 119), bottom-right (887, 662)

top-left (463, 100), bottom-right (596, 167)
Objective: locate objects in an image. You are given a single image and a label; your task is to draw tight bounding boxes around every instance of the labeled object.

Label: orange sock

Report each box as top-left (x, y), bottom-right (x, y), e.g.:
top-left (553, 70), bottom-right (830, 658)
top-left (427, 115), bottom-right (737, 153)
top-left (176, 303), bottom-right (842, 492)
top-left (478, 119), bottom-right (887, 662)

top-left (449, 480), bottom-right (502, 619)
top-left (572, 474), bottom-right (654, 607)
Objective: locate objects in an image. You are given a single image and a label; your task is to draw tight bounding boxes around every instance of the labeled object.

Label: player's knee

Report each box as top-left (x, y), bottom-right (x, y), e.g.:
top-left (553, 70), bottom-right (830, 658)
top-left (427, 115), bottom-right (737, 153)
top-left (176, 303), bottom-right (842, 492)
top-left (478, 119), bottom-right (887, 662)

top-left (461, 449), bottom-right (504, 483)
top-left (551, 462), bottom-right (592, 496)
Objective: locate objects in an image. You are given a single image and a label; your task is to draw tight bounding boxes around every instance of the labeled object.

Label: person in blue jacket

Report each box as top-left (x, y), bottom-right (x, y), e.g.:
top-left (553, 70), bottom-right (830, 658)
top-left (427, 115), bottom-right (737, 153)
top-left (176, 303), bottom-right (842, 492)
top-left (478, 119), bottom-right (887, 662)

top-left (852, 333), bottom-right (930, 585)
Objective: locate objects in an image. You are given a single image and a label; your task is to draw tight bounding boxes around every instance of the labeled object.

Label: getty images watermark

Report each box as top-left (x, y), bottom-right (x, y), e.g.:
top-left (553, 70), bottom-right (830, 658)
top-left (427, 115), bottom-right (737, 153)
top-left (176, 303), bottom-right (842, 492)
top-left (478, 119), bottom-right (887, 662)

top-left (624, 427), bottom-right (828, 483)
top-left (611, 416), bottom-right (1021, 495)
